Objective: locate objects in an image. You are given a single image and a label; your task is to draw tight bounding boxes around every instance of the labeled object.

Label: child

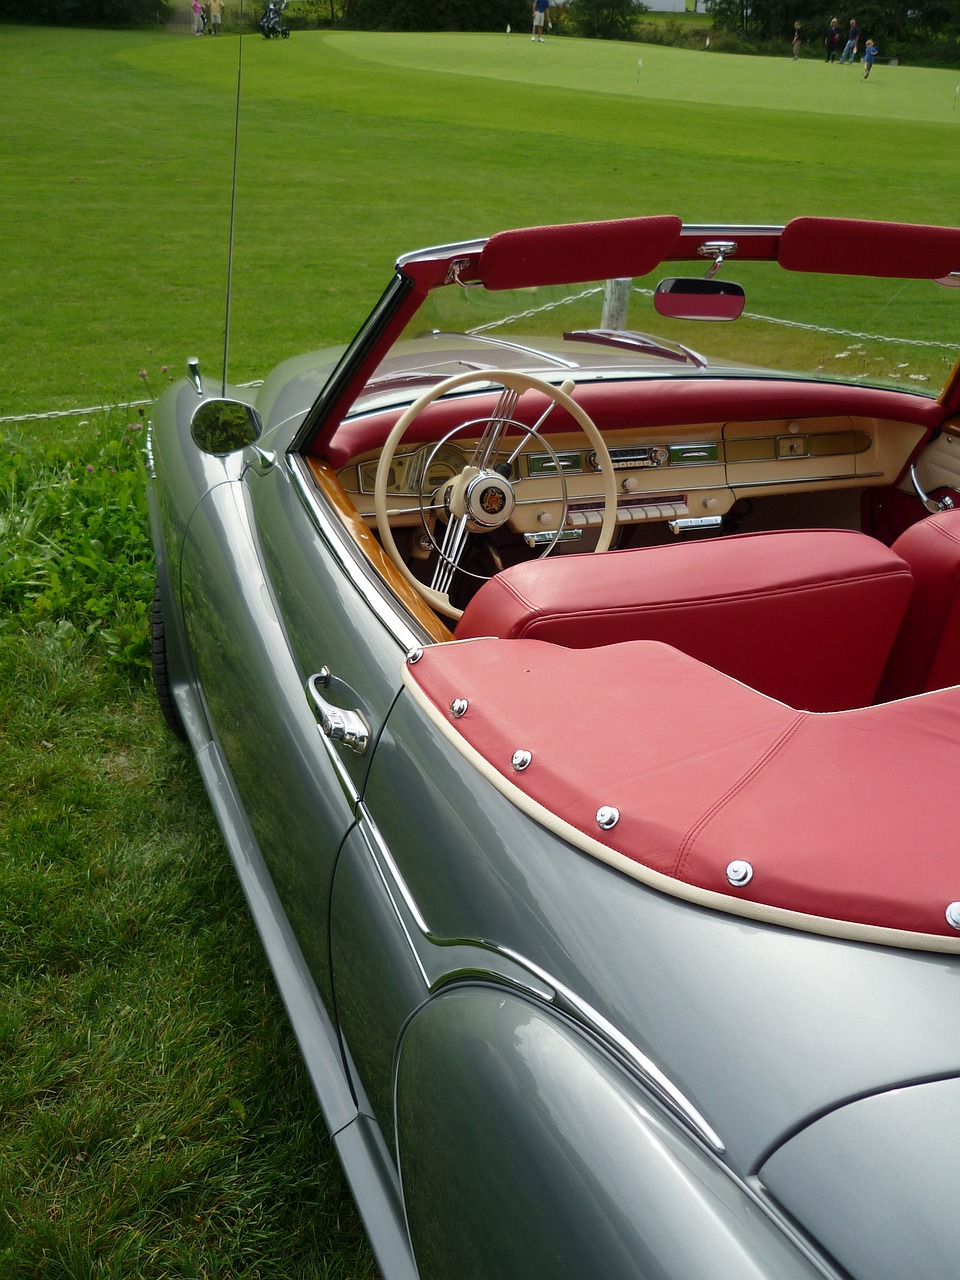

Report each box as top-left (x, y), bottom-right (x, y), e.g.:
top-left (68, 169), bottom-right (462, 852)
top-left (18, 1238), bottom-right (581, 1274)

top-left (862, 38), bottom-right (877, 78)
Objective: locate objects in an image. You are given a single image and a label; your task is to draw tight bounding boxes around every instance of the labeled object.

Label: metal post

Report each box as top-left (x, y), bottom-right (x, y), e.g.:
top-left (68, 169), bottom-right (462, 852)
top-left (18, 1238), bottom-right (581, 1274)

top-left (601, 279), bottom-right (631, 330)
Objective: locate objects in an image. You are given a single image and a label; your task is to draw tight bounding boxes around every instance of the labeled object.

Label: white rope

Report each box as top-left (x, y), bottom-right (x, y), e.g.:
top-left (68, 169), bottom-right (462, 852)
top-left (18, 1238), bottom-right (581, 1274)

top-left (1, 381), bottom-right (264, 427)
top-left (4, 286), bottom-right (949, 427)
top-left (735, 310), bottom-right (956, 351)
top-left (0, 398), bottom-right (153, 425)
top-left (467, 283), bottom-right (953, 353)
top-left (467, 286), bottom-right (604, 335)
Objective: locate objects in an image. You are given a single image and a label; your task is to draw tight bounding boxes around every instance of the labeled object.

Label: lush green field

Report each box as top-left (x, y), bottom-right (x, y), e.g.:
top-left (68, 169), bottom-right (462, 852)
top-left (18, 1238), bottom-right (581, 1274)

top-left (1, 23), bottom-right (958, 1279)
top-left (1, 24), bottom-right (958, 416)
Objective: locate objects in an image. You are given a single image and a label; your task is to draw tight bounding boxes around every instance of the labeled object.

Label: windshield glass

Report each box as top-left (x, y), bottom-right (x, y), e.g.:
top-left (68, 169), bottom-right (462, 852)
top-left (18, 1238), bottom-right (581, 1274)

top-left (368, 266), bottom-right (958, 399)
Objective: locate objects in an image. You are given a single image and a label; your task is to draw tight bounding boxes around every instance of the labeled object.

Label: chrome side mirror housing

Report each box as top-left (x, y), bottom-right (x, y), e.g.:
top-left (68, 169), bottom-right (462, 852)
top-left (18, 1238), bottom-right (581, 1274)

top-left (191, 399), bottom-right (263, 455)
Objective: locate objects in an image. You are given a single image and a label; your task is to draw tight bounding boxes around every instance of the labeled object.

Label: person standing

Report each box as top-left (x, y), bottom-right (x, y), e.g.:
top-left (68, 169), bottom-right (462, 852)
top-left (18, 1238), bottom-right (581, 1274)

top-left (531, 0), bottom-right (550, 42)
top-left (191, 0), bottom-right (204, 34)
top-left (824, 16), bottom-right (840, 61)
top-left (839, 18), bottom-right (859, 62)
top-left (208, 0), bottom-right (223, 32)
top-left (792, 20), bottom-right (802, 59)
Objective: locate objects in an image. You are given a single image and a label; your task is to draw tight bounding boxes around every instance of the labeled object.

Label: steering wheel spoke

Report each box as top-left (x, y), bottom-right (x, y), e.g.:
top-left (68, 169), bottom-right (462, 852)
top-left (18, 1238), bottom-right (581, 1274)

top-left (430, 513), bottom-right (471, 596)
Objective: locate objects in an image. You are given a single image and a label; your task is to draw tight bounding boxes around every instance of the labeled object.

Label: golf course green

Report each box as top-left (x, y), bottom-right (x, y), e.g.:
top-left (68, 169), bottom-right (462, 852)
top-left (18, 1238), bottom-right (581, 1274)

top-left (1, 24), bottom-right (957, 415)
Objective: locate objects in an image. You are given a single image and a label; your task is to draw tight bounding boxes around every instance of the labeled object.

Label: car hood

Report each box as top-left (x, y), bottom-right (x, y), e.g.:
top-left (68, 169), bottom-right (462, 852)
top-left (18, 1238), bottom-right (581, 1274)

top-left (253, 345), bottom-right (348, 440)
top-left (759, 1075), bottom-right (960, 1279)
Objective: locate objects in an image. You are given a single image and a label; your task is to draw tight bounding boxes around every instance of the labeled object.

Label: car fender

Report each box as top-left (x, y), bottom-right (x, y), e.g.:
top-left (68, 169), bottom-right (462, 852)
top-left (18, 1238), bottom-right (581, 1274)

top-left (147, 381), bottom-right (245, 748)
top-left (395, 985), bottom-right (836, 1280)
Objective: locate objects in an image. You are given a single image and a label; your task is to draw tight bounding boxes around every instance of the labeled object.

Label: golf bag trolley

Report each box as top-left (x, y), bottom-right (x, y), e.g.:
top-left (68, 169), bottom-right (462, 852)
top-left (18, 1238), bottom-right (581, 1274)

top-left (259, 0), bottom-right (290, 37)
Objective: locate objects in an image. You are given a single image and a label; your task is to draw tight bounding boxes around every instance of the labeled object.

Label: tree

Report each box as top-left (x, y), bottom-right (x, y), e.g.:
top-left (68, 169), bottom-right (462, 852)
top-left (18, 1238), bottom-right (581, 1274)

top-left (0, 0), bottom-right (164, 21)
top-left (569, 0), bottom-right (641, 41)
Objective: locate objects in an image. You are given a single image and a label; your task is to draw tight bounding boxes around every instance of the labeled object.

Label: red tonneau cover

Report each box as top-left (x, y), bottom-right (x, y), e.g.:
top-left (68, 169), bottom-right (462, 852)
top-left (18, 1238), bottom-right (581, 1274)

top-left (404, 637), bottom-right (960, 952)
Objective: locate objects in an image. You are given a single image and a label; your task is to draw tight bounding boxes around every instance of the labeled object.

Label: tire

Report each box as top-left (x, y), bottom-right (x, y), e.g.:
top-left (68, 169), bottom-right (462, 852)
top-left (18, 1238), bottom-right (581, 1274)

top-left (151, 580), bottom-right (188, 742)
top-left (281, 27), bottom-right (290, 36)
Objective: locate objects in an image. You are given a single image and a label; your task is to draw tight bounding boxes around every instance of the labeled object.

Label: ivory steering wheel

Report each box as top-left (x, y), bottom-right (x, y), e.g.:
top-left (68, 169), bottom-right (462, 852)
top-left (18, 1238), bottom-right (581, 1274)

top-left (374, 370), bottom-right (618, 621)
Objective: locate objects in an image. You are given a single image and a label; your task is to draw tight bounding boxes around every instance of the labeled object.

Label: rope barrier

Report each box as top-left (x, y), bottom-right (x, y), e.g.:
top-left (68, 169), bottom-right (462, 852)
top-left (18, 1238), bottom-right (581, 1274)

top-left (468, 284), bottom-right (954, 352)
top-left (3, 288), bottom-right (950, 426)
top-left (0, 399), bottom-right (153, 426)
top-left (1, 382), bottom-right (264, 427)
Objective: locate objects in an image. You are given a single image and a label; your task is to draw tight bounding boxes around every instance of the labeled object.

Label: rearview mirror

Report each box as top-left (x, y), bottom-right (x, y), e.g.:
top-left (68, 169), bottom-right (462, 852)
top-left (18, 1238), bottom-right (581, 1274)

top-left (654, 278), bottom-right (745, 321)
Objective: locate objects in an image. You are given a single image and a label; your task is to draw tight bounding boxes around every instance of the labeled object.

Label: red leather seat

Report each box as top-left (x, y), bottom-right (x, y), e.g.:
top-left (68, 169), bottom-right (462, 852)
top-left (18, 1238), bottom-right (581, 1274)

top-left (455, 529), bottom-right (914, 711)
top-left (877, 510), bottom-right (960, 701)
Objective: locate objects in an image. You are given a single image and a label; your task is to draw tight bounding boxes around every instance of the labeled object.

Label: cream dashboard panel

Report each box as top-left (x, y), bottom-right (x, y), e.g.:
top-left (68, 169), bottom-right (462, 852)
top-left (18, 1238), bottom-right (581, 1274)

top-left (338, 416), bottom-right (924, 532)
top-left (722, 416), bottom-right (926, 496)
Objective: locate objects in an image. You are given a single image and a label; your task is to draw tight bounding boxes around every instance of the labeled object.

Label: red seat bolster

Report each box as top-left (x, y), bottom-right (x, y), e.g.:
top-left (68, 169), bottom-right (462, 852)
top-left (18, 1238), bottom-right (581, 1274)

top-left (879, 511), bottom-right (960, 701)
top-left (456, 530), bottom-right (913, 711)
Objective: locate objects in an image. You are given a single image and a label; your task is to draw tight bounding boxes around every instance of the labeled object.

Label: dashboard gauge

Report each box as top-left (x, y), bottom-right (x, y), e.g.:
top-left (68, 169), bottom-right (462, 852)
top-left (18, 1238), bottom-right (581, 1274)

top-left (359, 456), bottom-right (413, 494)
top-left (419, 443), bottom-right (467, 493)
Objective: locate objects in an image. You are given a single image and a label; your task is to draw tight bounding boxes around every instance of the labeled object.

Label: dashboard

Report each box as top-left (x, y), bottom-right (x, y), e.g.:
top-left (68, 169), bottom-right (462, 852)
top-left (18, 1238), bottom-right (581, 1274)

top-left (337, 413), bottom-right (928, 544)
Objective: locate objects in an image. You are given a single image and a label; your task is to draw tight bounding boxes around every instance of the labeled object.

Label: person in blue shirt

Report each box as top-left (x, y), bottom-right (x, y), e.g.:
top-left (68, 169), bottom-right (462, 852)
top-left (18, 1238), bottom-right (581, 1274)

top-left (839, 19), bottom-right (859, 62)
top-left (862, 37), bottom-right (878, 76)
top-left (532, 0), bottom-right (551, 41)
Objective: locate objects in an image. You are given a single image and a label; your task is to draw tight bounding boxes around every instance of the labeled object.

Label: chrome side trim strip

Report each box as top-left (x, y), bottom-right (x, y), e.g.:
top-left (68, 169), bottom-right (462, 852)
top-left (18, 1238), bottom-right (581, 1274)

top-left (356, 795), bottom-right (724, 1154)
top-left (500, 945), bottom-right (726, 1155)
top-left (357, 800), bottom-right (431, 939)
top-left (731, 470), bottom-right (883, 490)
top-left (359, 783), bottom-right (725, 1153)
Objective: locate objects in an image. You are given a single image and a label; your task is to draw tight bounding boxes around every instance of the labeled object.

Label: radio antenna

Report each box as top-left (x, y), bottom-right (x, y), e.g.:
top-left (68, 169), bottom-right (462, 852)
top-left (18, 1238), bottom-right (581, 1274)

top-left (222, 0), bottom-right (244, 396)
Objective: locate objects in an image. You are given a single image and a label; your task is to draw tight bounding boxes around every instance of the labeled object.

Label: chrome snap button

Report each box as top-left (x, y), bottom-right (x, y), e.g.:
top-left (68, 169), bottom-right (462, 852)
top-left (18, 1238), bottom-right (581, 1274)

top-left (596, 806), bottom-right (620, 830)
top-left (726, 860), bottom-right (754, 887)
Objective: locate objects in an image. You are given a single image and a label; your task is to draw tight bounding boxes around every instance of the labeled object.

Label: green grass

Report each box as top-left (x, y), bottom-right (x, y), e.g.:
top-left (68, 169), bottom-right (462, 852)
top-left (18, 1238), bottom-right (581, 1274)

top-left (0, 426), bottom-right (378, 1278)
top-left (1, 23), bottom-right (958, 1279)
top-left (1, 25), bottom-right (957, 416)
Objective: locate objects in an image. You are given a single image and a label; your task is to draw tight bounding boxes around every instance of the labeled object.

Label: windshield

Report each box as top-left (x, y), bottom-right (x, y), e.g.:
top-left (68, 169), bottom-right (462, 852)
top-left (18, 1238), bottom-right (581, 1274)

top-left (368, 266), bottom-right (958, 399)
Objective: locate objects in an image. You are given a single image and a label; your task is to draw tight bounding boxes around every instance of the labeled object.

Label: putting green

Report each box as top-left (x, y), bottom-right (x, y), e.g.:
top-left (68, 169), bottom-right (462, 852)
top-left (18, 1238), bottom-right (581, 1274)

top-left (325, 31), bottom-right (960, 124)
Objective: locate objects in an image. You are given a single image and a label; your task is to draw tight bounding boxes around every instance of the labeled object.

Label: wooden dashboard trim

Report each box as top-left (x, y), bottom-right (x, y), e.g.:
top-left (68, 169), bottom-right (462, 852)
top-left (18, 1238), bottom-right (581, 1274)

top-left (305, 457), bottom-right (453, 645)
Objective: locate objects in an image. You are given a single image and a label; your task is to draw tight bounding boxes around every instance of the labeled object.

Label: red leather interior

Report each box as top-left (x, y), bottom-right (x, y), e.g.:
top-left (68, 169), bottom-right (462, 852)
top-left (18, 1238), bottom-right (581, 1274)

top-left (406, 637), bottom-right (960, 946)
top-left (877, 510), bottom-right (960, 701)
top-left (456, 529), bottom-right (913, 712)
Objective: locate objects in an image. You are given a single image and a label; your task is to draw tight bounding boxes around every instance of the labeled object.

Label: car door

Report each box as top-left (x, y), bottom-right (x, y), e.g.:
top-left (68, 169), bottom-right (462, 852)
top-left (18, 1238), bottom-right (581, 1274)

top-left (178, 446), bottom-right (421, 1006)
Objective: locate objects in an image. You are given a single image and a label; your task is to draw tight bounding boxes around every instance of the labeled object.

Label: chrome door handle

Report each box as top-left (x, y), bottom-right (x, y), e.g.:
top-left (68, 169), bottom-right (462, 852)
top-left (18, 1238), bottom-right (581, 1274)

top-left (910, 464), bottom-right (955, 515)
top-left (307, 669), bottom-right (370, 755)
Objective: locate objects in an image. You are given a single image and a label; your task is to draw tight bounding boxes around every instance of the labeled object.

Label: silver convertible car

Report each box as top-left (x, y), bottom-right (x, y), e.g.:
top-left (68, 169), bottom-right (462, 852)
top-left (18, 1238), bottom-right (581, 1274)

top-left (148, 216), bottom-right (960, 1280)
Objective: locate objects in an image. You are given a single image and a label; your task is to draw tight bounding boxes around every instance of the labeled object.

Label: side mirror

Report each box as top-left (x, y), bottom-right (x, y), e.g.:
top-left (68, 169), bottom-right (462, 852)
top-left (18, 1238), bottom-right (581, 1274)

top-left (191, 399), bottom-right (263, 455)
top-left (653, 278), bottom-right (746, 321)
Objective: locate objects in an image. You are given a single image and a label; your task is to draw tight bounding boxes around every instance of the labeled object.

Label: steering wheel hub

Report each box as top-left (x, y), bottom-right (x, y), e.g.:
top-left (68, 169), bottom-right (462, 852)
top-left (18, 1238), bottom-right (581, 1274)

top-left (460, 471), bottom-right (516, 529)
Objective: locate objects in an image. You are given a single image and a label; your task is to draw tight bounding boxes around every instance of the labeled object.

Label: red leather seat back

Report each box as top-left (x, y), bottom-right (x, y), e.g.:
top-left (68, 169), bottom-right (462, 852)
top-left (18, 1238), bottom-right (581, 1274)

top-left (455, 529), bottom-right (914, 711)
top-left (878, 510), bottom-right (960, 701)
